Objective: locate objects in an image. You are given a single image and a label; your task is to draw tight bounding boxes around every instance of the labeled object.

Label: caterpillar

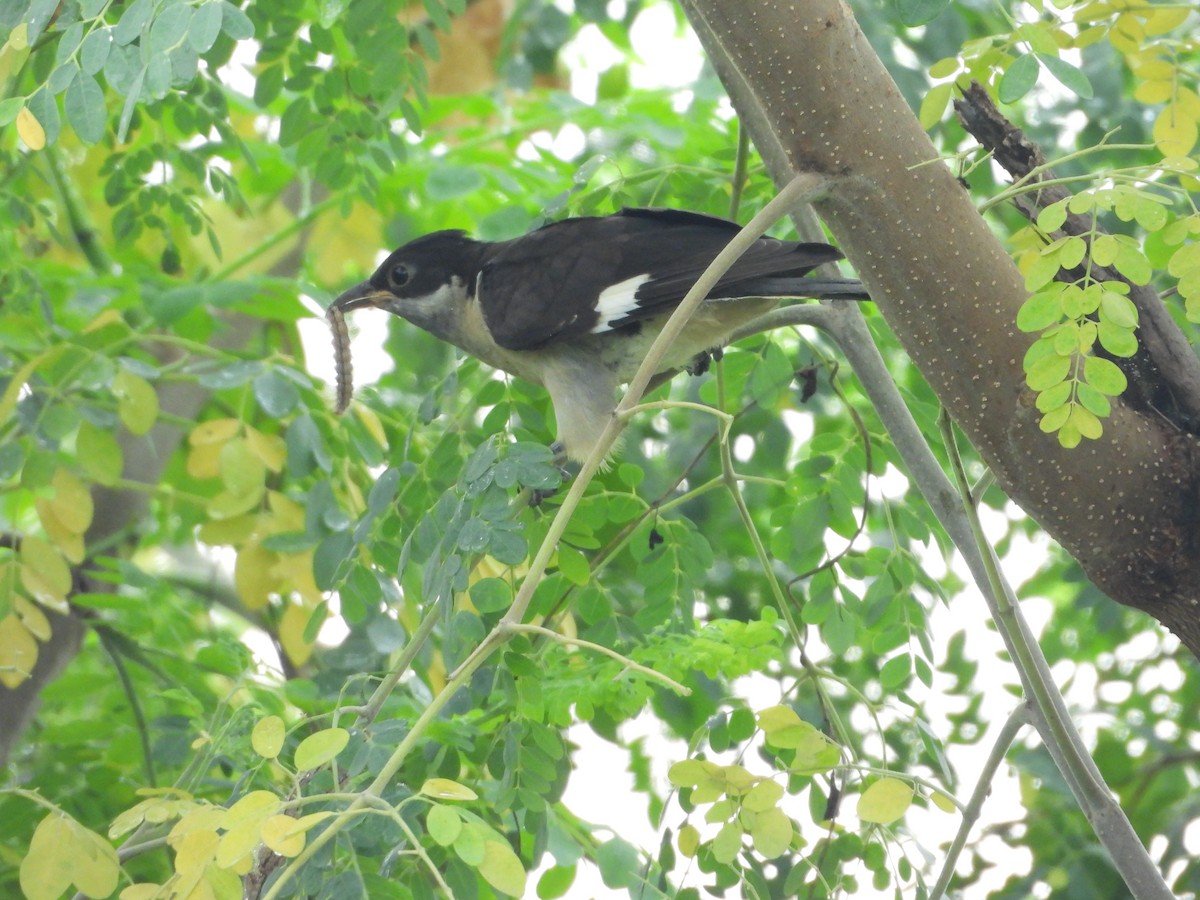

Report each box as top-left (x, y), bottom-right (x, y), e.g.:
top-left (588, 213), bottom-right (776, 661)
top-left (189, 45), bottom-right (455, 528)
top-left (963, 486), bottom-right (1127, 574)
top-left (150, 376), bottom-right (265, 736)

top-left (327, 302), bottom-right (353, 415)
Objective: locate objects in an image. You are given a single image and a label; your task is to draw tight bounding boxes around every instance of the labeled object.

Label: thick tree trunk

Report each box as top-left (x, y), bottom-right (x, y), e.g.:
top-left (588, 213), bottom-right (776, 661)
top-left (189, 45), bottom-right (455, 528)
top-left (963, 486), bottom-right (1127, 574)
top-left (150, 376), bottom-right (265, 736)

top-left (679, 0), bottom-right (1200, 657)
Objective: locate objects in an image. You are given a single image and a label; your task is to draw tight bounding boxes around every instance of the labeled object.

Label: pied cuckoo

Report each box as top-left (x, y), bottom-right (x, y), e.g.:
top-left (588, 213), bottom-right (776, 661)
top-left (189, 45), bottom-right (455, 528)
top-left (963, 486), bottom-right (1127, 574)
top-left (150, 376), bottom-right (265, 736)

top-left (330, 207), bottom-right (867, 462)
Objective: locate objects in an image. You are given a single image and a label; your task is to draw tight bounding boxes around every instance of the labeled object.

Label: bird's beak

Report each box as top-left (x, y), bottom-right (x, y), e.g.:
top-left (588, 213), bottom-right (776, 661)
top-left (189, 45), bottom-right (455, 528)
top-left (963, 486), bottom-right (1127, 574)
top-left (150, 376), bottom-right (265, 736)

top-left (330, 281), bottom-right (391, 313)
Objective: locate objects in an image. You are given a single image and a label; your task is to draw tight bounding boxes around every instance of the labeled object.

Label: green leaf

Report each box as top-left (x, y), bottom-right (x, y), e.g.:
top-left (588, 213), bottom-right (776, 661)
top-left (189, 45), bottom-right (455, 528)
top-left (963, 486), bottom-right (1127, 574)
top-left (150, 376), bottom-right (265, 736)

top-left (114, 0), bottom-right (153, 45)
top-left (1034, 380), bottom-right (1072, 413)
top-left (896, 0), bottom-right (949, 27)
top-left (748, 806), bottom-right (793, 858)
top-left (421, 777), bottom-right (479, 801)
top-left (425, 165), bottom-right (485, 200)
top-left (1097, 320), bottom-right (1138, 357)
top-left (536, 865), bottom-right (576, 899)
top-left (64, 71), bottom-right (107, 144)
top-left (76, 420), bottom-right (123, 486)
top-left (79, 28), bottom-right (112, 75)
top-left (1025, 352), bottom-right (1071, 392)
top-left (478, 839), bottom-right (527, 897)
top-left (115, 67), bottom-right (146, 142)
top-left (253, 370), bottom-right (300, 417)
top-left (293, 727), bottom-right (349, 771)
top-left (148, 3), bottom-right (192, 53)
top-left (189, 1), bottom-right (225, 52)
top-left (1036, 200), bottom-right (1068, 232)
top-left (220, 0), bottom-right (255, 39)
top-left (0, 97), bottom-right (23, 127)
top-left (880, 653), bottom-right (912, 689)
top-left (858, 778), bottom-right (913, 824)
top-left (468, 577), bottom-right (510, 613)
top-left (595, 838), bottom-right (640, 889)
top-left (1036, 53), bottom-right (1093, 99)
top-left (712, 820), bottom-right (743, 863)
top-left (556, 545), bottom-right (590, 586)
top-left (999, 54), bottom-right (1039, 103)
top-left (1016, 288), bottom-right (1063, 332)
top-left (918, 82), bottom-right (953, 130)
top-left (1083, 356), bottom-right (1128, 395)
top-left (252, 715), bottom-right (286, 759)
top-left (426, 804), bottom-right (461, 846)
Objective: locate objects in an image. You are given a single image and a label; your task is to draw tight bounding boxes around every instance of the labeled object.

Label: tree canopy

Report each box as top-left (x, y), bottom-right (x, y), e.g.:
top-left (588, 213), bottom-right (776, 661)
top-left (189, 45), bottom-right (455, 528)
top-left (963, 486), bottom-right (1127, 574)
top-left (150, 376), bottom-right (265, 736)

top-left (1, 1), bottom-right (1197, 899)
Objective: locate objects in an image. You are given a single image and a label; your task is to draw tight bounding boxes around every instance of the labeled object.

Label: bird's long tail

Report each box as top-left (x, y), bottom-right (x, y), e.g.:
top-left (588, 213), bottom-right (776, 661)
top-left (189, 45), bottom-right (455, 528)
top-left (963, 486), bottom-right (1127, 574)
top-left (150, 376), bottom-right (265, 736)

top-left (728, 277), bottom-right (871, 301)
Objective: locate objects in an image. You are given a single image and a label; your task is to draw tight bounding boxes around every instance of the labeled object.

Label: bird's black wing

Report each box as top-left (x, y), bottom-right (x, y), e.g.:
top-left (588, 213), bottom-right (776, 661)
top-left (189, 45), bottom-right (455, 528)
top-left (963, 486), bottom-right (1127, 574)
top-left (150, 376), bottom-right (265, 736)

top-left (478, 208), bottom-right (846, 351)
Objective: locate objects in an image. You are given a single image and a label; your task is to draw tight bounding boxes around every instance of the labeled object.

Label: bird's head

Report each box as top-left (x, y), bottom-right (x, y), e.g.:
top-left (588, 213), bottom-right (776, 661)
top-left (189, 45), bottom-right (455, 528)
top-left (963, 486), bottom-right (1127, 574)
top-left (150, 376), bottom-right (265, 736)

top-left (331, 230), bottom-right (488, 345)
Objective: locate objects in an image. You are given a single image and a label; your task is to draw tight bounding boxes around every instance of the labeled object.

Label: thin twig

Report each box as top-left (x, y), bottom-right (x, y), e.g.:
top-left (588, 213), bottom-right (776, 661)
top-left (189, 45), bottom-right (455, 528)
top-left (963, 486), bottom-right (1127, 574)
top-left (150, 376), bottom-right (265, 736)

top-left (929, 703), bottom-right (1030, 900)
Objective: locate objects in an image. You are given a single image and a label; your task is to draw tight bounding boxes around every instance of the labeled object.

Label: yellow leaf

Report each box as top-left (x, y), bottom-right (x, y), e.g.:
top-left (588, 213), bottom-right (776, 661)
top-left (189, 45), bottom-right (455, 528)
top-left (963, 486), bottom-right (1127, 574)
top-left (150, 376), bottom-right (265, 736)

top-left (420, 778), bottom-right (479, 801)
top-left (1144, 7), bottom-right (1190, 33)
top-left (478, 839), bottom-right (527, 898)
top-left (748, 806), bottom-right (793, 858)
top-left (0, 613), bottom-right (38, 688)
top-left (209, 486), bottom-right (264, 519)
top-left (189, 418), bottom-right (241, 446)
top-left (931, 790), bottom-right (957, 813)
top-left (278, 601), bottom-right (316, 666)
top-left (187, 440), bottom-right (225, 480)
top-left (8, 22), bottom-right (29, 50)
top-left (251, 715), bottom-right (285, 759)
top-left (14, 595), bottom-right (51, 641)
top-left (223, 791), bottom-right (282, 828)
top-left (172, 828), bottom-right (219, 876)
top-left (114, 369), bottom-right (159, 436)
top-left (77, 420), bottom-right (124, 486)
top-left (1154, 102), bottom-right (1198, 157)
top-left (244, 425), bottom-right (286, 473)
top-left (120, 885), bottom-right (164, 900)
top-left (293, 727), bottom-right (349, 771)
top-left (35, 501), bottom-right (85, 564)
top-left (47, 467), bottom-right (94, 535)
top-left (215, 819), bottom-right (263, 869)
top-left (1134, 80), bottom-right (1173, 104)
top-left (82, 308), bottom-right (125, 333)
top-left (260, 815), bottom-right (306, 857)
top-left (17, 105), bottom-right (45, 150)
top-left (756, 704), bottom-right (803, 734)
top-left (234, 541), bottom-right (277, 610)
top-left (196, 514), bottom-right (257, 547)
top-left (69, 823), bottom-right (121, 899)
top-left (169, 806), bottom-right (225, 845)
top-left (20, 815), bottom-right (74, 900)
top-left (20, 535), bottom-right (72, 606)
top-left (677, 824), bottom-right (700, 858)
top-left (266, 492), bottom-right (306, 531)
top-left (857, 777), bottom-right (914, 824)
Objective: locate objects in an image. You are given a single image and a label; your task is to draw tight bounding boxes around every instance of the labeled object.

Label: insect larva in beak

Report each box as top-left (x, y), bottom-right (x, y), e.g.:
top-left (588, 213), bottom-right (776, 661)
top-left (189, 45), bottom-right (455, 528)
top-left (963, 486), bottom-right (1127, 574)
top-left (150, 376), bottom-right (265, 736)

top-left (327, 302), bottom-right (353, 414)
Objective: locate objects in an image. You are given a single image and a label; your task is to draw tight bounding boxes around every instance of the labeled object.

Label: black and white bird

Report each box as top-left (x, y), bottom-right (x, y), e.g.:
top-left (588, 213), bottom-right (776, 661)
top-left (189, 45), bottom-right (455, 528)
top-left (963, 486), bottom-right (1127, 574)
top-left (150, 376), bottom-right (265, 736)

top-left (331, 207), bottom-right (867, 461)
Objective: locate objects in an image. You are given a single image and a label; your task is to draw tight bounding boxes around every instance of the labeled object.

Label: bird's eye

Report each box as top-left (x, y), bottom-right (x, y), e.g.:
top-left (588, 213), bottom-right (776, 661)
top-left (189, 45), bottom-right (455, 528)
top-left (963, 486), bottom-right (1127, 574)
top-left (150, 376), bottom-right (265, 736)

top-left (388, 263), bottom-right (411, 288)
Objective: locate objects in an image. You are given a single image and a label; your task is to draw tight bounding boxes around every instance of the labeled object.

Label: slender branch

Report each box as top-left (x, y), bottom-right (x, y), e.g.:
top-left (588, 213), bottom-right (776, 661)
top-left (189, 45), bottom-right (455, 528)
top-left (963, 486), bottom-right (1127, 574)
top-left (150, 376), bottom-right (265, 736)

top-left (505, 623), bottom-right (691, 695)
top-left (929, 703), bottom-right (1031, 900)
top-left (43, 144), bottom-right (114, 275)
top-left (815, 303), bottom-right (1172, 899)
top-left (344, 608), bottom-right (440, 728)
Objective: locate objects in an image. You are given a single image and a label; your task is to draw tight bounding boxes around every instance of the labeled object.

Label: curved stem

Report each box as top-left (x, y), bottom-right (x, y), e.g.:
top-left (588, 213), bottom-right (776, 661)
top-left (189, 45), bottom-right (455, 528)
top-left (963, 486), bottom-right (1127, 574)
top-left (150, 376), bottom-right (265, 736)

top-left (929, 703), bottom-right (1031, 900)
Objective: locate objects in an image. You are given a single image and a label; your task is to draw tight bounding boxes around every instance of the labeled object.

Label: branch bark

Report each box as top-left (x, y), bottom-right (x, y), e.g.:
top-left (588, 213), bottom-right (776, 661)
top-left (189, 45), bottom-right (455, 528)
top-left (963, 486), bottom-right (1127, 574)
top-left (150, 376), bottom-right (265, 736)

top-left (678, 0), bottom-right (1200, 658)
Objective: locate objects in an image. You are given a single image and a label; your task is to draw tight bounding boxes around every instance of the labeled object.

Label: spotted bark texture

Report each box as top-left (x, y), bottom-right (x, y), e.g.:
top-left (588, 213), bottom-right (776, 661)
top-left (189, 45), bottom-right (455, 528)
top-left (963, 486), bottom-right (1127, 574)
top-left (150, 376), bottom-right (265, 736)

top-left (680, 0), bottom-right (1200, 658)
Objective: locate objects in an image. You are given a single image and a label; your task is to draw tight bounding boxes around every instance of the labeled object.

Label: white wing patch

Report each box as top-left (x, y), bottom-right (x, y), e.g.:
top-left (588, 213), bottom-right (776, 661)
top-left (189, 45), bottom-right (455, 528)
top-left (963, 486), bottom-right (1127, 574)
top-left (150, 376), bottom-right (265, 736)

top-left (592, 273), bottom-right (650, 332)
